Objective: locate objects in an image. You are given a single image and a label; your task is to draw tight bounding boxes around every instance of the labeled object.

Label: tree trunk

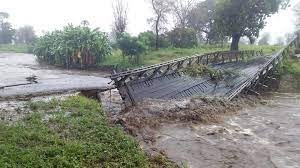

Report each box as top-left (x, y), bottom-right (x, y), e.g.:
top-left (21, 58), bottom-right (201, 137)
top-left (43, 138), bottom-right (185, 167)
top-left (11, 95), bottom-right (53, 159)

top-left (155, 19), bottom-right (159, 50)
top-left (230, 34), bottom-right (241, 51)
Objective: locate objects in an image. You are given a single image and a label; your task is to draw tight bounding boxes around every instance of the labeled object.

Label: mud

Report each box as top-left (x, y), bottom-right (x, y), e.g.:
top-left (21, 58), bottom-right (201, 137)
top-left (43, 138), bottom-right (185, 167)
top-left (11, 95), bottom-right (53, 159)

top-left (1, 53), bottom-right (300, 168)
top-left (112, 95), bottom-right (261, 143)
top-left (0, 93), bottom-right (77, 122)
top-left (110, 92), bottom-right (299, 168)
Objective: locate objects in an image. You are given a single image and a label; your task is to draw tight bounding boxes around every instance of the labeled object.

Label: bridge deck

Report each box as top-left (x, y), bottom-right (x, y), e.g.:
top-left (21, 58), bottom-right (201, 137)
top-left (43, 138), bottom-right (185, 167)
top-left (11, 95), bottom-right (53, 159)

top-left (125, 56), bottom-right (270, 102)
top-left (0, 76), bottom-right (113, 100)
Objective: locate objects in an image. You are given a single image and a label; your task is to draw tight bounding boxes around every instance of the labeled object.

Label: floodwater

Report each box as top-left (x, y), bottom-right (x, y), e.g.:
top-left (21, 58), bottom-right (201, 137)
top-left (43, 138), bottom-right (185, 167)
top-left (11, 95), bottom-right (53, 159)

top-left (153, 93), bottom-right (300, 168)
top-left (1, 53), bottom-right (300, 168)
top-left (0, 53), bottom-right (111, 98)
top-left (0, 53), bottom-right (108, 85)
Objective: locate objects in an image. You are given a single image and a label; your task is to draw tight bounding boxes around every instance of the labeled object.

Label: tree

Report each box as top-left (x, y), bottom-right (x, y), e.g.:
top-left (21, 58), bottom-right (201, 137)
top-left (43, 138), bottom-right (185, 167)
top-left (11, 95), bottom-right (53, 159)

top-left (138, 31), bottom-right (156, 50)
top-left (171, 0), bottom-right (195, 28)
top-left (117, 33), bottom-right (146, 64)
top-left (0, 12), bottom-right (15, 44)
top-left (214, 0), bottom-right (289, 51)
top-left (167, 27), bottom-right (197, 48)
top-left (81, 20), bottom-right (90, 27)
top-left (186, 0), bottom-right (222, 44)
top-left (15, 26), bottom-right (37, 44)
top-left (258, 33), bottom-right (270, 45)
top-left (294, 2), bottom-right (300, 29)
top-left (112, 0), bottom-right (128, 39)
top-left (149, 0), bottom-right (173, 49)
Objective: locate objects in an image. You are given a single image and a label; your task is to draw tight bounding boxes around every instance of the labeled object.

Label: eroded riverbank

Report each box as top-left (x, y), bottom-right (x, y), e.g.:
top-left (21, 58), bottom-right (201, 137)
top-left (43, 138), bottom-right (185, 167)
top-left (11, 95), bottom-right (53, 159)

top-left (150, 93), bottom-right (300, 168)
top-left (1, 53), bottom-right (299, 168)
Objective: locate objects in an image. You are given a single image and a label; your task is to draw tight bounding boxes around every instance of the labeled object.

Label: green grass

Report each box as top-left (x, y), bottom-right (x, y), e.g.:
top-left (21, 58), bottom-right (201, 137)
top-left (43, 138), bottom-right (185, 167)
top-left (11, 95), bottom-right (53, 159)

top-left (282, 58), bottom-right (300, 76)
top-left (102, 44), bottom-right (282, 68)
top-left (0, 44), bottom-right (33, 53)
top-left (0, 96), bottom-right (175, 168)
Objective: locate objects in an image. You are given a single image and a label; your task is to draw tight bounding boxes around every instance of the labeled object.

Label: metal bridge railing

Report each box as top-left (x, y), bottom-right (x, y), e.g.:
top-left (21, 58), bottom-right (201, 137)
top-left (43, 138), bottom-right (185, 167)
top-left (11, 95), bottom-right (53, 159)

top-left (110, 50), bottom-right (263, 86)
top-left (226, 34), bottom-right (300, 100)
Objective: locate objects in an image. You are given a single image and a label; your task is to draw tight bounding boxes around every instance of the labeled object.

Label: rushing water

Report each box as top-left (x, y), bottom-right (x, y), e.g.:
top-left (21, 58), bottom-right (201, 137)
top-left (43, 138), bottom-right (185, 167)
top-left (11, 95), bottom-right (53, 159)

top-left (0, 53), bottom-right (108, 85)
top-left (152, 92), bottom-right (300, 168)
top-left (1, 53), bottom-right (299, 167)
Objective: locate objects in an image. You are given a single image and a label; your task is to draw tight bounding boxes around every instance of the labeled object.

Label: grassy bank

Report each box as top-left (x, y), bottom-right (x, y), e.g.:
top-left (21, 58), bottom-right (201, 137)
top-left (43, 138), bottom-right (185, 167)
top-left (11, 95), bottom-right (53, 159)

top-left (281, 58), bottom-right (300, 90)
top-left (100, 44), bottom-right (281, 68)
top-left (0, 44), bottom-right (33, 53)
top-left (0, 96), bottom-right (176, 168)
top-left (282, 58), bottom-right (300, 76)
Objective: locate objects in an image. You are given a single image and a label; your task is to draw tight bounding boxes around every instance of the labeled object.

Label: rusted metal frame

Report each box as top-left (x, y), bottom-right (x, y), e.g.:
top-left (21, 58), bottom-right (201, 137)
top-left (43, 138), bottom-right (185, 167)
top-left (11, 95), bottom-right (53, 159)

top-left (160, 78), bottom-right (211, 99)
top-left (176, 60), bottom-right (185, 70)
top-left (226, 49), bottom-right (283, 100)
top-left (160, 64), bottom-right (175, 76)
top-left (110, 53), bottom-right (203, 80)
top-left (206, 54), bottom-right (210, 65)
top-left (124, 83), bottom-right (137, 105)
top-left (131, 70), bottom-right (148, 81)
top-left (144, 66), bottom-right (163, 81)
top-left (114, 74), bottom-right (131, 87)
top-left (110, 50), bottom-right (254, 80)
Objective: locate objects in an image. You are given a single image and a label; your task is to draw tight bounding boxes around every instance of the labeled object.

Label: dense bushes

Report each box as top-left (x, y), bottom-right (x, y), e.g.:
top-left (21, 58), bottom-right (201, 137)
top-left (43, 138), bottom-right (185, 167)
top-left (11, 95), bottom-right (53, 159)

top-left (167, 28), bottom-right (197, 48)
top-left (117, 33), bottom-right (146, 64)
top-left (33, 25), bottom-right (112, 68)
top-left (137, 31), bottom-right (171, 50)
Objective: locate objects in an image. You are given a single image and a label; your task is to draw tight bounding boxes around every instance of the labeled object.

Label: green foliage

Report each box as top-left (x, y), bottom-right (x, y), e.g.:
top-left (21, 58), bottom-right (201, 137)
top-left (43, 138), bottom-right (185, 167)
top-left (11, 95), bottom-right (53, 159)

top-left (138, 31), bottom-right (157, 50)
top-left (0, 12), bottom-right (15, 44)
top-left (117, 33), bottom-right (147, 64)
top-left (187, 0), bottom-right (225, 44)
top-left (214, 0), bottom-right (289, 50)
top-left (184, 64), bottom-right (209, 77)
top-left (184, 64), bottom-right (243, 81)
top-left (183, 64), bottom-right (225, 81)
top-left (282, 58), bottom-right (300, 76)
top-left (0, 96), bottom-right (151, 168)
top-left (15, 26), bottom-right (37, 44)
top-left (102, 44), bottom-right (280, 68)
top-left (258, 33), bottom-right (271, 45)
top-left (167, 28), bottom-right (198, 48)
top-left (33, 25), bottom-right (112, 68)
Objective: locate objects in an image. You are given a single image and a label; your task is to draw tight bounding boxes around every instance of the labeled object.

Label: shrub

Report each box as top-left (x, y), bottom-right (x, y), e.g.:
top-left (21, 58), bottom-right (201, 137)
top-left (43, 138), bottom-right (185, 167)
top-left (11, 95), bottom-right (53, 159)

top-left (138, 31), bottom-right (156, 50)
top-left (117, 33), bottom-right (146, 64)
top-left (167, 28), bottom-right (197, 48)
top-left (137, 31), bottom-right (171, 50)
top-left (33, 25), bottom-right (112, 68)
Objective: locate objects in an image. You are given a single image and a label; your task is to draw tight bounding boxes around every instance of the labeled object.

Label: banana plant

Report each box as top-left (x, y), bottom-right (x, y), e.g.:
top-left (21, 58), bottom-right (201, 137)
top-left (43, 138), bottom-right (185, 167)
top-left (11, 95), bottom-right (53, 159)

top-left (33, 25), bottom-right (112, 68)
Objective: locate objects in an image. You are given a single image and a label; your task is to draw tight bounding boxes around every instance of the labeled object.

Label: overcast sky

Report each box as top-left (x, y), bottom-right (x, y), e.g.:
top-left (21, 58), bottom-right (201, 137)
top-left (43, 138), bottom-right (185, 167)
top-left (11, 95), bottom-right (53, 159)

top-left (0, 0), bottom-right (299, 43)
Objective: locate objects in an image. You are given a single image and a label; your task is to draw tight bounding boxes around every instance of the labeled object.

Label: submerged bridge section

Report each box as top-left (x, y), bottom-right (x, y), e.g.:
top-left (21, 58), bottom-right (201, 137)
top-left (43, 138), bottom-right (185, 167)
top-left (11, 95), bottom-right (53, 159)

top-left (111, 34), bottom-right (300, 106)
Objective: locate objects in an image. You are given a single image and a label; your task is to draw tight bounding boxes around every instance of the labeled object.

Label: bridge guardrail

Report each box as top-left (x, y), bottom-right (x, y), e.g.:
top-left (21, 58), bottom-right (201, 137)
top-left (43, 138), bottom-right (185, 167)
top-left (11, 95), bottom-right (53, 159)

top-left (226, 34), bottom-right (300, 100)
top-left (110, 50), bottom-right (263, 86)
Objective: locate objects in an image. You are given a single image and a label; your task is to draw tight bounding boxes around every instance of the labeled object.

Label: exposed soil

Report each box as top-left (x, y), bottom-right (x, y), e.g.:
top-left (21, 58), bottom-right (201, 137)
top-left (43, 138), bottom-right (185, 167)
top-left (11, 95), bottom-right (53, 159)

top-left (1, 53), bottom-right (300, 168)
top-left (109, 93), bottom-right (300, 168)
top-left (112, 95), bottom-right (261, 142)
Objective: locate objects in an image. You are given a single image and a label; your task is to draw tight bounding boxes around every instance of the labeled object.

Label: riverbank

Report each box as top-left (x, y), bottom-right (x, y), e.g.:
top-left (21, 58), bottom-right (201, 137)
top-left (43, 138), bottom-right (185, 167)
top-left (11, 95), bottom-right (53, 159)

top-left (0, 95), bottom-right (179, 168)
top-left (1, 52), bottom-right (299, 167)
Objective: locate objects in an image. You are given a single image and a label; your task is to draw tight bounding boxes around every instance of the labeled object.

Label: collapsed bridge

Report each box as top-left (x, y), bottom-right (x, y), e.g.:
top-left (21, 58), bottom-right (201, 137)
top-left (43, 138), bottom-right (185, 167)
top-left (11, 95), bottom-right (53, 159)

top-left (110, 35), bottom-right (300, 106)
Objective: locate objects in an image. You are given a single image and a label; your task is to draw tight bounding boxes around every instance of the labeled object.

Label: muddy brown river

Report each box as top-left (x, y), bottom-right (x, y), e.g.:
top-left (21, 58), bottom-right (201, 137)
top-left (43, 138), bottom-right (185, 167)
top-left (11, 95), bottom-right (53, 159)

top-left (0, 53), bottom-right (299, 168)
top-left (151, 93), bottom-right (300, 168)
